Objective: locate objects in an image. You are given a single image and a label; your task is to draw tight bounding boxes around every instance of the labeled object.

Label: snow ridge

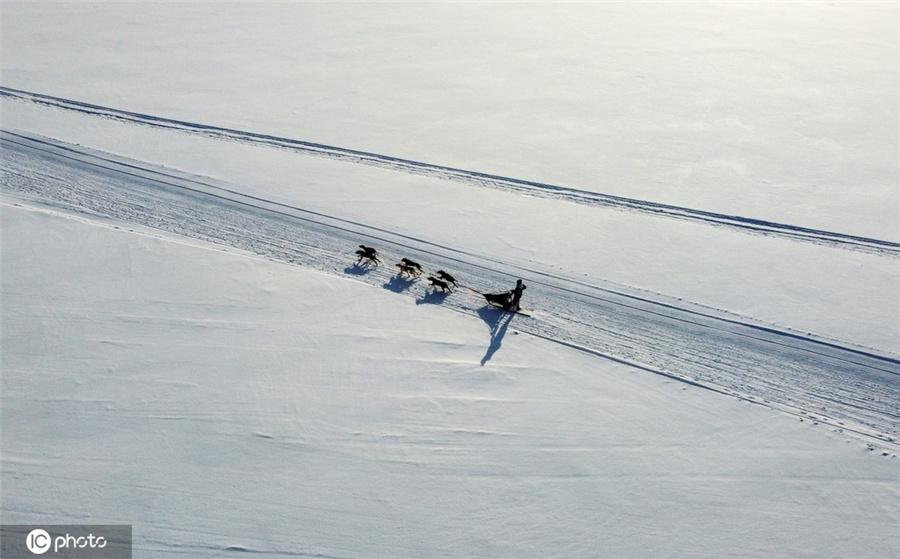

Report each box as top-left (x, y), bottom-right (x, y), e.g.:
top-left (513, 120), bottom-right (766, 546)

top-left (2, 85), bottom-right (897, 255)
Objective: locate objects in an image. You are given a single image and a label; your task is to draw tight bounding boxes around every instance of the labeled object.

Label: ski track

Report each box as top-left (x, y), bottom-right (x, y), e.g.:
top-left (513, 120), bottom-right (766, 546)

top-left (2, 85), bottom-right (898, 256)
top-left (2, 129), bottom-right (899, 451)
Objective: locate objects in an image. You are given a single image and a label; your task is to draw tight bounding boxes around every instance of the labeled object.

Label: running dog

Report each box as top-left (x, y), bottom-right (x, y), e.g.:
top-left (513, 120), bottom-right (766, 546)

top-left (435, 270), bottom-right (458, 287)
top-left (395, 262), bottom-right (421, 278)
top-left (427, 276), bottom-right (452, 292)
top-left (400, 258), bottom-right (423, 274)
top-left (355, 245), bottom-right (380, 266)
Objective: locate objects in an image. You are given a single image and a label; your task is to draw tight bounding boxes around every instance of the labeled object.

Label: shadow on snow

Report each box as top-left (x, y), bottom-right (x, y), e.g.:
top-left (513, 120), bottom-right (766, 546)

top-left (344, 262), bottom-right (376, 276)
top-left (477, 306), bottom-right (515, 366)
top-left (416, 289), bottom-right (449, 306)
top-left (384, 275), bottom-right (416, 293)
top-left (350, 271), bottom-right (512, 367)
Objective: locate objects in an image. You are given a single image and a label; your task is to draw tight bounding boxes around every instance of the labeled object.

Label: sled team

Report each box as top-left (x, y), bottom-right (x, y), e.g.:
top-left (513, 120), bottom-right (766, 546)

top-left (354, 245), bottom-right (525, 312)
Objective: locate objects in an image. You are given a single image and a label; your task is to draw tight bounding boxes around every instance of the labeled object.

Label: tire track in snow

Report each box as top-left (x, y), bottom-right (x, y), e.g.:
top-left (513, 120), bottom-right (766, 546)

top-left (3, 130), bottom-right (899, 451)
top-left (2, 85), bottom-right (897, 256)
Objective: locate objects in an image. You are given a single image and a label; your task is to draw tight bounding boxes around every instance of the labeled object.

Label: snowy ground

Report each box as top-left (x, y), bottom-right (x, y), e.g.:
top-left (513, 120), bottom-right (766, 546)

top-left (2, 108), bottom-right (897, 357)
top-left (3, 130), bottom-right (898, 449)
top-left (2, 2), bottom-right (900, 558)
top-left (3, 202), bottom-right (898, 558)
top-left (3, 2), bottom-right (897, 237)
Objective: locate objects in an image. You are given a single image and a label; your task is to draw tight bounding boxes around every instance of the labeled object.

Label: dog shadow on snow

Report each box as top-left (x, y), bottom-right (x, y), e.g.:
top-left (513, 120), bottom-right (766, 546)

top-left (415, 289), bottom-right (449, 305)
top-left (384, 275), bottom-right (416, 293)
top-left (344, 263), bottom-right (376, 276)
top-left (477, 306), bottom-right (515, 366)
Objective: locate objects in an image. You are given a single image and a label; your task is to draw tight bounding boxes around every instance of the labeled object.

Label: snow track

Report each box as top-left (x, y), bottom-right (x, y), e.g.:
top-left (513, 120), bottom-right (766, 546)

top-left (3, 129), bottom-right (898, 451)
top-left (2, 86), bottom-right (897, 256)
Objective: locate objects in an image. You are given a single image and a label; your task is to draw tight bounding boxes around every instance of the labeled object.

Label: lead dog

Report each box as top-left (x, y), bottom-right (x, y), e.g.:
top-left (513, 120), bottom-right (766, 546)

top-left (355, 245), bottom-right (380, 265)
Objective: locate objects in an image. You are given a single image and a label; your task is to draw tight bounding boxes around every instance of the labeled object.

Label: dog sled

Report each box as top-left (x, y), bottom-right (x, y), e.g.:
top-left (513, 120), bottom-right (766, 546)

top-left (483, 290), bottom-right (514, 309)
top-left (349, 244), bottom-right (529, 315)
top-left (481, 290), bottom-right (530, 316)
top-left (482, 278), bottom-right (526, 312)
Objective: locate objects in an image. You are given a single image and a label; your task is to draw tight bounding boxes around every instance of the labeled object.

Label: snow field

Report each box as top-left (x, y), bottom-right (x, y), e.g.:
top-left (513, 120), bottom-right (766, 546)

top-left (2, 202), bottom-right (898, 558)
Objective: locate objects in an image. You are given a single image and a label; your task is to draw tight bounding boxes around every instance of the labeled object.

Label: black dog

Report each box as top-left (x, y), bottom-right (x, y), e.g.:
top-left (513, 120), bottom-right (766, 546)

top-left (355, 245), bottom-right (380, 265)
top-left (395, 262), bottom-right (421, 278)
top-left (435, 270), bottom-right (458, 287)
top-left (400, 258), bottom-right (423, 274)
top-left (427, 276), bottom-right (451, 292)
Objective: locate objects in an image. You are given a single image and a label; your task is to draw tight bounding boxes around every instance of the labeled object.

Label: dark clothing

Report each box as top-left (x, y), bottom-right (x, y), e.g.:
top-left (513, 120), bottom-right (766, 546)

top-left (511, 281), bottom-right (526, 310)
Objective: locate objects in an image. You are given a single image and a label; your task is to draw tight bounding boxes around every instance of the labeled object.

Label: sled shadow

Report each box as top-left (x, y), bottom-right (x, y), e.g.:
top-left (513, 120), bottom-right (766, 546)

top-left (344, 263), bottom-right (375, 276)
top-left (416, 289), bottom-right (449, 306)
top-left (384, 275), bottom-right (415, 293)
top-left (477, 306), bottom-right (514, 366)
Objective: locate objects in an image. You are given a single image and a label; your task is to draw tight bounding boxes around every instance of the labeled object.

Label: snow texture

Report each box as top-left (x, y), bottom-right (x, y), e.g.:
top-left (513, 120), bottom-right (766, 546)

top-left (3, 202), bottom-right (898, 558)
top-left (2, 2), bottom-right (899, 558)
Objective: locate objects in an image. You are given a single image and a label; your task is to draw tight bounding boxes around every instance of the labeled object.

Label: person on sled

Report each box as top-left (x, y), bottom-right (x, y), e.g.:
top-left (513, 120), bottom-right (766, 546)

top-left (510, 279), bottom-right (526, 311)
top-left (484, 279), bottom-right (526, 311)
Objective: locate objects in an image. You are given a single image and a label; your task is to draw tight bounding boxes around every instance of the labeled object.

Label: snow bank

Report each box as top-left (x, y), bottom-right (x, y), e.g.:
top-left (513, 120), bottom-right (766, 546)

top-left (2, 201), bottom-right (897, 558)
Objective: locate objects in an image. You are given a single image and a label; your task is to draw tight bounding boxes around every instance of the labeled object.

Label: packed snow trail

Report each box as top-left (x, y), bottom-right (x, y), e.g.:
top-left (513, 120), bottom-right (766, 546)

top-left (2, 86), bottom-right (897, 256)
top-left (2, 129), bottom-right (898, 450)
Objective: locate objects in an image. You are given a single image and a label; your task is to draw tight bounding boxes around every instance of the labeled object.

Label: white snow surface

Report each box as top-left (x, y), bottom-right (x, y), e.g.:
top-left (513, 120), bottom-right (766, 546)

top-left (2, 1), bottom-right (898, 238)
top-left (2, 2), bottom-right (900, 557)
top-left (2, 109), bottom-right (899, 355)
top-left (3, 202), bottom-right (898, 558)
top-left (1, 0), bottom-right (898, 354)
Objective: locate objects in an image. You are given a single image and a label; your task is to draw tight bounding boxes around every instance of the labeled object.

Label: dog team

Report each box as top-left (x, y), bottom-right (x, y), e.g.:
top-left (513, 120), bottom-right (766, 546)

top-left (355, 245), bottom-right (458, 293)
